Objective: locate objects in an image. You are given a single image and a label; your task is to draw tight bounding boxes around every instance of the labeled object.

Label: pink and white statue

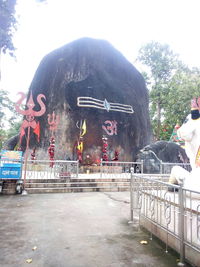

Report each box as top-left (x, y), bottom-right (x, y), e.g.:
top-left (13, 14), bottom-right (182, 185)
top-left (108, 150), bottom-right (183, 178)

top-left (169, 97), bottom-right (200, 192)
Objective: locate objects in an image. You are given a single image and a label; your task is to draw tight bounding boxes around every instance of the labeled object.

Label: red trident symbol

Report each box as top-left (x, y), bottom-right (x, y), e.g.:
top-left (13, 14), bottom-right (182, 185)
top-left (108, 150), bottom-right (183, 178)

top-left (48, 112), bottom-right (59, 137)
top-left (15, 91), bottom-right (46, 194)
top-left (16, 92), bottom-right (46, 146)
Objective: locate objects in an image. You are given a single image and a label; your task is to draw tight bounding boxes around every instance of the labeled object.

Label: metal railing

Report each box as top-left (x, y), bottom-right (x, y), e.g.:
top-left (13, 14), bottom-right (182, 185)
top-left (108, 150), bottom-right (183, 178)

top-left (140, 159), bottom-right (191, 174)
top-left (22, 160), bottom-right (79, 180)
top-left (99, 160), bottom-right (191, 178)
top-left (100, 160), bottom-right (142, 179)
top-left (0, 157), bottom-right (192, 180)
top-left (130, 173), bottom-right (200, 267)
top-left (160, 162), bottom-right (191, 174)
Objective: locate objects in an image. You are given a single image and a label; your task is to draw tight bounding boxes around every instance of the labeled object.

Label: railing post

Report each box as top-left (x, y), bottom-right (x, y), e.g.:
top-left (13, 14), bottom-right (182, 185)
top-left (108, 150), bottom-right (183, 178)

top-left (178, 184), bottom-right (185, 266)
top-left (141, 160), bottom-right (144, 174)
top-left (160, 161), bottom-right (163, 174)
top-left (129, 168), bottom-right (134, 222)
top-left (129, 170), bottom-right (140, 230)
top-left (100, 159), bottom-right (102, 178)
top-left (76, 161), bottom-right (79, 178)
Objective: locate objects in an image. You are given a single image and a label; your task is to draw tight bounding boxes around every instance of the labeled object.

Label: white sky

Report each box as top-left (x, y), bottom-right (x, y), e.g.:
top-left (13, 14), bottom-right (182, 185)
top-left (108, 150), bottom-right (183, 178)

top-left (1, 0), bottom-right (200, 100)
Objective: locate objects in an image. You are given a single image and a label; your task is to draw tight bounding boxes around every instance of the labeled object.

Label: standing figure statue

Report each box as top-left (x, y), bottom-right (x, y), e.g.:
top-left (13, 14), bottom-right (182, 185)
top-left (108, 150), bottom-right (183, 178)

top-left (169, 97), bottom-right (200, 192)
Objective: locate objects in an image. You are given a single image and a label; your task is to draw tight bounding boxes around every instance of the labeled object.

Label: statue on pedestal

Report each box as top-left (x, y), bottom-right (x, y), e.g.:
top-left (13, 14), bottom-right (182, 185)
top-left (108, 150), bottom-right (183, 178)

top-left (169, 97), bottom-right (200, 192)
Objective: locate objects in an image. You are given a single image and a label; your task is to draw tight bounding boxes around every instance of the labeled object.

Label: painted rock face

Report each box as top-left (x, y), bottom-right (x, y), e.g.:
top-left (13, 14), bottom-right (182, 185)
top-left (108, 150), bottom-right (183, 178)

top-left (24, 38), bottom-right (151, 162)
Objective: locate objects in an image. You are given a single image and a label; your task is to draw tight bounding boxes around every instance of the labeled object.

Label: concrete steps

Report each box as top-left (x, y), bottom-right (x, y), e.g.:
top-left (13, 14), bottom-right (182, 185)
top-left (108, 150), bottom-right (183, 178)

top-left (25, 177), bottom-right (130, 193)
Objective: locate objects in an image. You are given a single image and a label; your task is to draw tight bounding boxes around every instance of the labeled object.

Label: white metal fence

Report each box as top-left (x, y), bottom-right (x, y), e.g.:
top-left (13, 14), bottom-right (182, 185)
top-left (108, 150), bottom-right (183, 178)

top-left (99, 161), bottom-right (142, 179)
top-left (130, 173), bottom-right (200, 267)
top-left (0, 158), bottom-right (192, 180)
top-left (23, 160), bottom-right (79, 180)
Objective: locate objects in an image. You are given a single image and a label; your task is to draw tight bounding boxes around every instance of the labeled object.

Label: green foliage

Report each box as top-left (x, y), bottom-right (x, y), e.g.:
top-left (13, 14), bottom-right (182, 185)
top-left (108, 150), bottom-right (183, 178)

top-left (0, 128), bottom-right (7, 149)
top-left (0, 89), bottom-right (21, 149)
top-left (137, 41), bottom-right (200, 141)
top-left (163, 67), bottom-right (200, 125)
top-left (0, 120), bottom-right (21, 150)
top-left (137, 41), bottom-right (182, 140)
top-left (138, 41), bottom-right (179, 84)
top-left (0, 89), bottom-right (15, 126)
top-left (6, 120), bottom-right (21, 139)
top-left (0, 0), bottom-right (17, 56)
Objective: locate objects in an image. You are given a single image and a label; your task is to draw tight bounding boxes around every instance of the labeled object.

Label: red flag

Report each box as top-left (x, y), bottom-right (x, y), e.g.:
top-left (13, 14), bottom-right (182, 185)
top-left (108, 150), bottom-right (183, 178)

top-left (34, 122), bottom-right (40, 142)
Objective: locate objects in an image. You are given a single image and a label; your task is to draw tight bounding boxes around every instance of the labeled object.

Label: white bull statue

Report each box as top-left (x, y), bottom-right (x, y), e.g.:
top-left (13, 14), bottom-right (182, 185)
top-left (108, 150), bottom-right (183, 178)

top-left (169, 97), bottom-right (200, 192)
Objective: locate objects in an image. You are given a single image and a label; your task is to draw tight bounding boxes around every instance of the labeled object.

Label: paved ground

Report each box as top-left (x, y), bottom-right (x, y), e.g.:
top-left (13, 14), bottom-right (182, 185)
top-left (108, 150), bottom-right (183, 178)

top-left (0, 192), bottom-right (190, 267)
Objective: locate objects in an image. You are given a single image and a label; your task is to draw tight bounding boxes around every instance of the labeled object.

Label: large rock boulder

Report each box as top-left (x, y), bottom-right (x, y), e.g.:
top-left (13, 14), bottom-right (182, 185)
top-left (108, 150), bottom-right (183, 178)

top-left (136, 141), bottom-right (190, 173)
top-left (8, 38), bottom-right (151, 162)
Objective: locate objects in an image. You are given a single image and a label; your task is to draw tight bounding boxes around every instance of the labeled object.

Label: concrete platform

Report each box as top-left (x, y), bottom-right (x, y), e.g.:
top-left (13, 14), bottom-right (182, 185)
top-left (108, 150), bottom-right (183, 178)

top-left (0, 192), bottom-right (190, 267)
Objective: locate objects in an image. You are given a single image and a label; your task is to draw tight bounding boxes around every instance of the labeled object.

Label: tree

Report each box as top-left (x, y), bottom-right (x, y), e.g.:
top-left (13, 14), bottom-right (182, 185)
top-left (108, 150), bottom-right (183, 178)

top-left (0, 0), bottom-right (47, 80)
top-left (137, 41), bottom-right (183, 140)
top-left (0, 0), bottom-right (17, 55)
top-left (0, 0), bottom-right (46, 57)
top-left (6, 120), bottom-right (21, 139)
top-left (0, 89), bottom-right (14, 125)
top-left (0, 0), bottom-right (17, 80)
top-left (163, 67), bottom-right (200, 129)
top-left (0, 120), bottom-right (22, 150)
top-left (137, 42), bottom-right (200, 141)
top-left (0, 89), bottom-right (21, 149)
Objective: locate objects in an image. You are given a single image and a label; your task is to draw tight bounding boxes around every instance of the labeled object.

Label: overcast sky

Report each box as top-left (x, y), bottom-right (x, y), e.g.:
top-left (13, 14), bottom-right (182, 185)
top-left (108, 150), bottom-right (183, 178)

top-left (1, 0), bottom-right (200, 100)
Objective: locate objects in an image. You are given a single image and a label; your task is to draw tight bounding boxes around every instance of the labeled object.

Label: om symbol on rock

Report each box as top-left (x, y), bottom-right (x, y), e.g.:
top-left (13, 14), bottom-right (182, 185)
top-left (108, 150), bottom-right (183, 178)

top-left (102, 120), bottom-right (117, 136)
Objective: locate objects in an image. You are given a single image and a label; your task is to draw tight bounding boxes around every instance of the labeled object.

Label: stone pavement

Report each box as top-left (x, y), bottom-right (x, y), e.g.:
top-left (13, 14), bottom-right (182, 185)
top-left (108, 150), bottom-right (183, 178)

top-left (0, 192), bottom-right (190, 267)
